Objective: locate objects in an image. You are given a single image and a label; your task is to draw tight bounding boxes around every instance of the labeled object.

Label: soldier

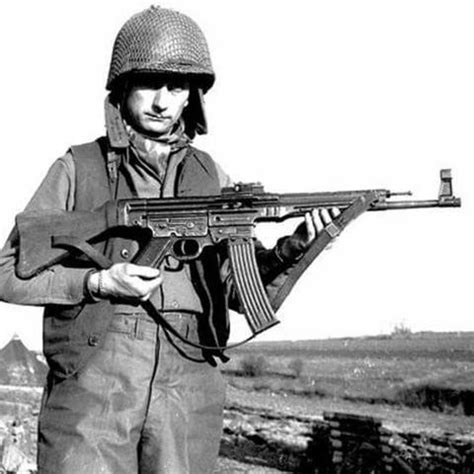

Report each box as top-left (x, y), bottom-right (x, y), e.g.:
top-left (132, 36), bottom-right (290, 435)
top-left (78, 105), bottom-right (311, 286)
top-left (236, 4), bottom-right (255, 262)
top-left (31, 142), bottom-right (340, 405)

top-left (0, 6), bottom-right (335, 473)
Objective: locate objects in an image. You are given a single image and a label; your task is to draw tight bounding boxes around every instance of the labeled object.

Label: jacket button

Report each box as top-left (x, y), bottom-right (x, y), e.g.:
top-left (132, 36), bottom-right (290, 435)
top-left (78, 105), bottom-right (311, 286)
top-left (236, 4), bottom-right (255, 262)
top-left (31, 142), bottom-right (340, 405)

top-left (88, 335), bottom-right (100, 346)
top-left (120, 249), bottom-right (130, 259)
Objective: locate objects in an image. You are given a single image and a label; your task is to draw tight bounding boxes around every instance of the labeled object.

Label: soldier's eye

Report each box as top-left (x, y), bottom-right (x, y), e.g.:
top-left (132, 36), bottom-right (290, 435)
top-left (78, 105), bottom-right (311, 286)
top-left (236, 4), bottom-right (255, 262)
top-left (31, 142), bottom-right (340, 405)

top-left (167, 80), bottom-right (190, 92)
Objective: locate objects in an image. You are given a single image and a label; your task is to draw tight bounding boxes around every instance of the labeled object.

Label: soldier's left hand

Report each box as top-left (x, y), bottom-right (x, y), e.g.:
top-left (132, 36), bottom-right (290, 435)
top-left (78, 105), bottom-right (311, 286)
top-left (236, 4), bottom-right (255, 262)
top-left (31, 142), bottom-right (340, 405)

top-left (303, 207), bottom-right (341, 246)
top-left (276, 207), bottom-right (341, 263)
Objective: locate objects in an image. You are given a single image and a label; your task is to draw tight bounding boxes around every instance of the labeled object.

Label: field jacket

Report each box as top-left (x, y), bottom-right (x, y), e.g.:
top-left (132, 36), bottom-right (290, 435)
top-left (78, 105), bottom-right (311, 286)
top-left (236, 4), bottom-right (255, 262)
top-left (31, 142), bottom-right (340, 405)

top-left (0, 137), bottom-right (295, 377)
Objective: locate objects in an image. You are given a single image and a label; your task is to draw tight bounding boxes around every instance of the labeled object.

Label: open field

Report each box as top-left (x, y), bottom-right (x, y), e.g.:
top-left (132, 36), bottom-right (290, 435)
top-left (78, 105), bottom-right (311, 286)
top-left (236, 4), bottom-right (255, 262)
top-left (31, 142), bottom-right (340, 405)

top-left (224, 331), bottom-right (474, 415)
top-left (227, 331), bottom-right (474, 365)
top-left (216, 331), bottom-right (473, 471)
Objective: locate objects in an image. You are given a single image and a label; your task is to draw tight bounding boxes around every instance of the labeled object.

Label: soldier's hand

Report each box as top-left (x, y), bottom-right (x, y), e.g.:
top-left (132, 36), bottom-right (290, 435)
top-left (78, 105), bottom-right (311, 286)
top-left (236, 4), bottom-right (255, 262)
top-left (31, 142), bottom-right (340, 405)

top-left (304, 207), bottom-right (341, 245)
top-left (88, 263), bottom-right (163, 302)
top-left (276, 208), bottom-right (341, 263)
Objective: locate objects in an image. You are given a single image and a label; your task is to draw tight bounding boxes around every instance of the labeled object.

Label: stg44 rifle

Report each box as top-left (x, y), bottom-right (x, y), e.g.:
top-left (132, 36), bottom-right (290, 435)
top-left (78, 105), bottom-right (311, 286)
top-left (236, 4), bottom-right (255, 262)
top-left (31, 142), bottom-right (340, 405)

top-left (16, 169), bottom-right (460, 339)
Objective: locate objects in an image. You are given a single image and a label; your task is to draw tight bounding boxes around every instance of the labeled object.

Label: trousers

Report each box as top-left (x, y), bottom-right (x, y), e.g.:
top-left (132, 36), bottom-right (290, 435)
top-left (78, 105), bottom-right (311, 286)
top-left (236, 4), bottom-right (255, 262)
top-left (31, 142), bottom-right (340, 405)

top-left (37, 312), bottom-right (226, 474)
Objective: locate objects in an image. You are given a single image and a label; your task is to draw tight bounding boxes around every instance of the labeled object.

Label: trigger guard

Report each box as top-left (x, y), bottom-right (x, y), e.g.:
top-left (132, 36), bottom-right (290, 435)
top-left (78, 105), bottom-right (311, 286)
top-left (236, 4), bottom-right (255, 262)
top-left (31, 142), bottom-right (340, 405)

top-left (171, 238), bottom-right (202, 261)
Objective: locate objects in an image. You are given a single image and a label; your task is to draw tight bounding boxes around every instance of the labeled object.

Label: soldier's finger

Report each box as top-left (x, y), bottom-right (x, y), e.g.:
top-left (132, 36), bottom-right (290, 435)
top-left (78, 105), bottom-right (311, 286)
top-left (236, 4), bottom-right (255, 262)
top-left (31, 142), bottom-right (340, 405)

top-left (319, 208), bottom-right (332, 226)
top-left (127, 264), bottom-right (161, 279)
top-left (305, 212), bottom-right (316, 241)
top-left (330, 207), bottom-right (341, 218)
top-left (142, 275), bottom-right (163, 293)
top-left (311, 209), bottom-right (324, 234)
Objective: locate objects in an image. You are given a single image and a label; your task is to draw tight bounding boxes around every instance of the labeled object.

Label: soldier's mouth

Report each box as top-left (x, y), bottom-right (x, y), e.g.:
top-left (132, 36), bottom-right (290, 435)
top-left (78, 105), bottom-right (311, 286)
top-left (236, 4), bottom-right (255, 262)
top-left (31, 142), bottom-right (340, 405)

top-left (146, 113), bottom-right (170, 121)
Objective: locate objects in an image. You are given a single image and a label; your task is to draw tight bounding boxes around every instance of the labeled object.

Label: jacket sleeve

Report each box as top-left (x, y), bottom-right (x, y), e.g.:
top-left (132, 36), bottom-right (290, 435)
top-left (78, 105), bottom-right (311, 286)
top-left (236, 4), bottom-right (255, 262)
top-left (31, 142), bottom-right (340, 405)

top-left (0, 154), bottom-right (92, 306)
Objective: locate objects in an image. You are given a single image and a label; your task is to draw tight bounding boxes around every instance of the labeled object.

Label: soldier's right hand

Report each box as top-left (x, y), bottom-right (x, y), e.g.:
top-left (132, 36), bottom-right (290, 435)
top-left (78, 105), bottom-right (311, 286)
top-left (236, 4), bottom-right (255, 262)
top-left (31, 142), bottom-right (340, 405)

top-left (87, 263), bottom-right (163, 302)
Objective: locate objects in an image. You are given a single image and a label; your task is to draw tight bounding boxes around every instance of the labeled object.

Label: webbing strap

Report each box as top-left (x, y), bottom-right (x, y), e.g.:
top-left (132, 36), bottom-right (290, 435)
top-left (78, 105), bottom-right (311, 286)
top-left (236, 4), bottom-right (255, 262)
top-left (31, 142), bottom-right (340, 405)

top-left (270, 193), bottom-right (378, 311)
top-left (52, 236), bottom-right (114, 270)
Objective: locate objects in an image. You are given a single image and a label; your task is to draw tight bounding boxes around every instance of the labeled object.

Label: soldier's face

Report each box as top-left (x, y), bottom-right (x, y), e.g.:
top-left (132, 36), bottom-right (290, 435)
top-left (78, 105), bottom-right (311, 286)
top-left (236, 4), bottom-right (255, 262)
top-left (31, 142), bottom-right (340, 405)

top-left (124, 77), bottom-right (190, 136)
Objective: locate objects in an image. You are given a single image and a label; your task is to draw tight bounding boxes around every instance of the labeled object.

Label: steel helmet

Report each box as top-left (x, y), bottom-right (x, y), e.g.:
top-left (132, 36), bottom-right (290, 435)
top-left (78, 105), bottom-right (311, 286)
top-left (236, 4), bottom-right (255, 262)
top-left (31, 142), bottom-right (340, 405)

top-left (106, 6), bottom-right (215, 93)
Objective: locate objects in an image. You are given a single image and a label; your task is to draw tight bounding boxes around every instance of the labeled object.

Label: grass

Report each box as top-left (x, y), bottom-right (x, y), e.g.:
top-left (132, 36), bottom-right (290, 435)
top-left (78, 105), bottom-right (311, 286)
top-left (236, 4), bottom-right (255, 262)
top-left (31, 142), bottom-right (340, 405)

top-left (224, 331), bottom-right (474, 415)
top-left (230, 331), bottom-right (474, 361)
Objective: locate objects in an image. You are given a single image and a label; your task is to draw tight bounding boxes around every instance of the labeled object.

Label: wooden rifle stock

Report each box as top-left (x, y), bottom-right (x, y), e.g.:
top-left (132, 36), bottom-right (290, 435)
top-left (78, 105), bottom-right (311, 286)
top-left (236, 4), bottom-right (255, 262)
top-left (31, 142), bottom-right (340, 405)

top-left (15, 202), bottom-right (118, 278)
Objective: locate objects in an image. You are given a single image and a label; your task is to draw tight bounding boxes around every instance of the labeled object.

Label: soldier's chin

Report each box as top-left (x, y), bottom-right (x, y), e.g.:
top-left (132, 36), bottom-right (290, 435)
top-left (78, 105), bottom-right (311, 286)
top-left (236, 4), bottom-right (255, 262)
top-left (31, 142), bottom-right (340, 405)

top-left (143, 121), bottom-right (172, 137)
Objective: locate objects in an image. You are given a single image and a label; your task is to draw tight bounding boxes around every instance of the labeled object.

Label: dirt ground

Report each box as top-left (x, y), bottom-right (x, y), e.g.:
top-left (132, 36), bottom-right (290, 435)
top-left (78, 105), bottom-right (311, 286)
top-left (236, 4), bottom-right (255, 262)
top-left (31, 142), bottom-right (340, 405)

top-left (215, 384), bottom-right (474, 472)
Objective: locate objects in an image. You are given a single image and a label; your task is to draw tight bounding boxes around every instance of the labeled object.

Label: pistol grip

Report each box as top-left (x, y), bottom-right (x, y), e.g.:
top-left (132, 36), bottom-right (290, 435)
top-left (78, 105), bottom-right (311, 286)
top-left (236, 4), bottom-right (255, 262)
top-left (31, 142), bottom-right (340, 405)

top-left (228, 238), bottom-right (280, 335)
top-left (133, 238), bottom-right (174, 268)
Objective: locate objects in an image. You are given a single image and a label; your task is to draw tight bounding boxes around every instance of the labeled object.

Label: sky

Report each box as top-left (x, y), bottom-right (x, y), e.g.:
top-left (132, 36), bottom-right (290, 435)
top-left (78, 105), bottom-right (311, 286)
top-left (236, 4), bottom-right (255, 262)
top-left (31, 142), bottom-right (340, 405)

top-left (0, 0), bottom-right (472, 350)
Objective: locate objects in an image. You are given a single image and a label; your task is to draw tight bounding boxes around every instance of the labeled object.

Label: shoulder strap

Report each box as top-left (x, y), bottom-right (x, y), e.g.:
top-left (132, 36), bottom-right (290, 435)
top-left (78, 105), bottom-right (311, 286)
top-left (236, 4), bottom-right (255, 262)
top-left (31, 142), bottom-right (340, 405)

top-left (270, 194), bottom-right (377, 311)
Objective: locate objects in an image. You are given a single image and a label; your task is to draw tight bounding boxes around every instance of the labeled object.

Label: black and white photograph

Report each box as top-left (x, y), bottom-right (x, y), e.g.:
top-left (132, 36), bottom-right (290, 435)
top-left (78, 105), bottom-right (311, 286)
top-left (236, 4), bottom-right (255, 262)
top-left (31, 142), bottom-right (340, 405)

top-left (0, 1), bottom-right (471, 472)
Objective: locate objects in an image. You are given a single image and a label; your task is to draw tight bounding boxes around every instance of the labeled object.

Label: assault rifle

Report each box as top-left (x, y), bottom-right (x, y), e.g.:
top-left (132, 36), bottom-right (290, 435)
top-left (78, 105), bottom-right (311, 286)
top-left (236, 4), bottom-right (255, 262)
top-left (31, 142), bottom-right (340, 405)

top-left (16, 169), bottom-right (460, 337)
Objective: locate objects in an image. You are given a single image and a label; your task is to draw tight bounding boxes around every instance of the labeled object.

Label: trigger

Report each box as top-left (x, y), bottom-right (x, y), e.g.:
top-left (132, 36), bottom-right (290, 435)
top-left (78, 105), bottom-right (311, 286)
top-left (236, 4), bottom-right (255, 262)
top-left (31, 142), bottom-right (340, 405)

top-left (163, 256), bottom-right (184, 272)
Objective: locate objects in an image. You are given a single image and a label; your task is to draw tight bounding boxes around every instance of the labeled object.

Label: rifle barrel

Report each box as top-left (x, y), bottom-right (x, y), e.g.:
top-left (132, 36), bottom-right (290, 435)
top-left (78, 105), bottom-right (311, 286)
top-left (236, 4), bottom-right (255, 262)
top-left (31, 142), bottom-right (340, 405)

top-left (372, 198), bottom-right (461, 210)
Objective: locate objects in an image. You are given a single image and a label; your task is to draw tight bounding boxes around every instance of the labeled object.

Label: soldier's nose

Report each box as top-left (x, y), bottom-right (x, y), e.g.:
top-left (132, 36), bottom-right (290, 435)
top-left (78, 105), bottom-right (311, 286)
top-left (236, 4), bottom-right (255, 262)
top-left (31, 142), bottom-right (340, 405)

top-left (152, 86), bottom-right (171, 111)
